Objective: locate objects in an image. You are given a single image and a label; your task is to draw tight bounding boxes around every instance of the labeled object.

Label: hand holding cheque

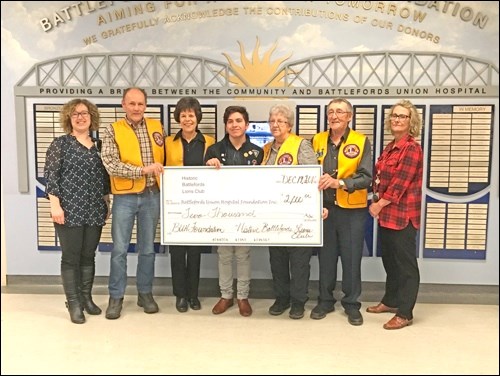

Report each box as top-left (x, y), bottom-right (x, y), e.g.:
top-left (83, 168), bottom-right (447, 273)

top-left (161, 165), bottom-right (323, 246)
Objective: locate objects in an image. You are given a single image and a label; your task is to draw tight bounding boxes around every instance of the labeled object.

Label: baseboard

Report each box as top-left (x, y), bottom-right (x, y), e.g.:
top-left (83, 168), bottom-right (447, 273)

top-left (2, 275), bottom-right (498, 305)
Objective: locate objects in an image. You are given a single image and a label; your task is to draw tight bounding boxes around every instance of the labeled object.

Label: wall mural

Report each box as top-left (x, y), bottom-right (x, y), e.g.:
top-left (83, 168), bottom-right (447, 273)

top-left (2, 1), bottom-right (498, 282)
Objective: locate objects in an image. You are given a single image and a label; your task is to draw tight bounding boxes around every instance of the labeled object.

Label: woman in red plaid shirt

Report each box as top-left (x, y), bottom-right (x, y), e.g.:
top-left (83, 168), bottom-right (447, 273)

top-left (367, 99), bottom-right (423, 330)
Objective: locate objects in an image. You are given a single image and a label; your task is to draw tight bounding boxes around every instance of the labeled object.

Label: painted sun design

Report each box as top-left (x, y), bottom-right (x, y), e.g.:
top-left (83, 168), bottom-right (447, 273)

top-left (222, 37), bottom-right (292, 87)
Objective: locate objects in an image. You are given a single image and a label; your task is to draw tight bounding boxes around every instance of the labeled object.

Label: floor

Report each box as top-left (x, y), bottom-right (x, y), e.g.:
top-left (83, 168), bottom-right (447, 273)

top-left (1, 293), bottom-right (498, 375)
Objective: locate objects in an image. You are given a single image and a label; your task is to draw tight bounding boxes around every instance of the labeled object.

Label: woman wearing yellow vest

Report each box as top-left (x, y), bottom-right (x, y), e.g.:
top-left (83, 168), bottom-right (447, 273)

top-left (263, 104), bottom-right (319, 320)
top-left (165, 97), bottom-right (215, 313)
top-left (311, 98), bottom-right (372, 326)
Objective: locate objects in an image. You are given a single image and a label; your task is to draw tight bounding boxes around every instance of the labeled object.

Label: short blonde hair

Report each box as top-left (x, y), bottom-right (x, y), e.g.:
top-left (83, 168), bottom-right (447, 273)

top-left (384, 99), bottom-right (422, 137)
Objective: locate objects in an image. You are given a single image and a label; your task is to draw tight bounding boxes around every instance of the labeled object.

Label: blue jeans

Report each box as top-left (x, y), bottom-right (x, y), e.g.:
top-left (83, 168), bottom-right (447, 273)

top-left (108, 190), bottom-right (160, 299)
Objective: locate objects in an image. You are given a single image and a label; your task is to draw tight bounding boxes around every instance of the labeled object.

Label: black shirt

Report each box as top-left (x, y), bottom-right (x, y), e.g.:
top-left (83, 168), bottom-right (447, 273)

top-left (44, 134), bottom-right (110, 227)
top-left (173, 130), bottom-right (207, 166)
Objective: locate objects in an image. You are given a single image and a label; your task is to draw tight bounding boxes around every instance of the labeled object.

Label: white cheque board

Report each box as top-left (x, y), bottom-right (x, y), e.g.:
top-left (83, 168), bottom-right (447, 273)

top-left (161, 165), bottom-right (323, 246)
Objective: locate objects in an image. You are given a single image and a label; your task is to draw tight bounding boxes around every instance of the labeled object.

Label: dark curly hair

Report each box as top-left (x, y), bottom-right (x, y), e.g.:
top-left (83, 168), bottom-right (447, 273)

top-left (59, 99), bottom-right (100, 134)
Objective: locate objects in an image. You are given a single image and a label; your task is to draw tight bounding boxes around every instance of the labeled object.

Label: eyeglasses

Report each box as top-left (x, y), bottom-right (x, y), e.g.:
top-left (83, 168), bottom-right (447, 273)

top-left (70, 111), bottom-right (90, 119)
top-left (390, 114), bottom-right (410, 120)
top-left (269, 119), bottom-right (288, 126)
top-left (327, 109), bottom-right (350, 116)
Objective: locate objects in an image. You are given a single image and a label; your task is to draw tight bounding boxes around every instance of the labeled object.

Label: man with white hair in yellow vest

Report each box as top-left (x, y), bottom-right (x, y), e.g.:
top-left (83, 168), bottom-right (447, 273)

top-left (311, 97), bottom-right (372, 326)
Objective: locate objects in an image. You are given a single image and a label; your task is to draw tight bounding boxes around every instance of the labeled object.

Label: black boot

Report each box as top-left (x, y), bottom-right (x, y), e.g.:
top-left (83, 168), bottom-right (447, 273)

top-left (61, 268), bottom-right (85, 324)
top-left (80, 265), bottom-right (102, 315)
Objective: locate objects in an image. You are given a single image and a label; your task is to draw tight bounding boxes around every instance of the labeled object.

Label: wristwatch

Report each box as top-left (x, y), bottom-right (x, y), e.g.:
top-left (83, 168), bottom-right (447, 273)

top-left (338, 179), bottom-right (345, 189)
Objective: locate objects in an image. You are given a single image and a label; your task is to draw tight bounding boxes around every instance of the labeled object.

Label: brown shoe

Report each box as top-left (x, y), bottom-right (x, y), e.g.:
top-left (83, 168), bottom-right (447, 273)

top-left (383, 315), bottom-right (413, 330)
top-left (212, 298), bottom-right (234, 314)
top-left (237, 299), bottom-right (252, 317)
top-left (366, 303), bottom-right (398, 314)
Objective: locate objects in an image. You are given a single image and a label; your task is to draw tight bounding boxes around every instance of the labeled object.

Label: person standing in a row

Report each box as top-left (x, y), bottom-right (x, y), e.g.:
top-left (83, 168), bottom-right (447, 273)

top-left (44, 98), bottom-right (110, 324)
top-left (101, 87), bottom-right (166, 320)
top-left (205, 105), bottom-right (263, 317)
top-left (367, 99), bottom-right (423, 330)
top-left (311, 98), bottom-right (372, 326)
top-left (263, 104), bottom-right (319, 320)
top-left (166, 97), bottom-right (215, 313)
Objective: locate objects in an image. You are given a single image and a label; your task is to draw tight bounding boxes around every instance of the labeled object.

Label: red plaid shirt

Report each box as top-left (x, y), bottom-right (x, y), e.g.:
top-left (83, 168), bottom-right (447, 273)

top-left (374, 135), bottom-right (423, 230)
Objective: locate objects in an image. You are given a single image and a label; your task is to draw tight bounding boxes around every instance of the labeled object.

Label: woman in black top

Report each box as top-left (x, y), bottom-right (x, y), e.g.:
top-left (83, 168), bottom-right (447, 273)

top-left (44, 98), bottom-right (110, 324)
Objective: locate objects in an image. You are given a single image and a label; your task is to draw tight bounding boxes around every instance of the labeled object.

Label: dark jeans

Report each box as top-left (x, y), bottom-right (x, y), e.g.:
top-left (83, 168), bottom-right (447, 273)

top-left (318, 205), bottom-right (366, 312)
top-left (169, 245), bottom-right (209, 299)
top-left (54, 223), bottom-right (103, 270)
top-left (380, 223), bottom-right (420, 320)
top-left (269, 246), bottom-right (313, 305)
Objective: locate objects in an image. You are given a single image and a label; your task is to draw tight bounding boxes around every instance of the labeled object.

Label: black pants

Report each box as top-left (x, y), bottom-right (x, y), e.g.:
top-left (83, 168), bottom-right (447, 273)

top-left (318, 205), bottom-right (366, 312)
top-left (269, 246), bottom-right (313, 306)
top-left (379, 223), bottom-right (420, 320)
top-left (54, 224), bottom-right (102, 270)
top-left (169, 245), bottom-right (209, 299)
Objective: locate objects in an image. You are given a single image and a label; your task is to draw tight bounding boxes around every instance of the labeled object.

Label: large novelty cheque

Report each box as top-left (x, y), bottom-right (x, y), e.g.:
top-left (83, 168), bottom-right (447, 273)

top-left (161, 165), bottom-right (323, 246)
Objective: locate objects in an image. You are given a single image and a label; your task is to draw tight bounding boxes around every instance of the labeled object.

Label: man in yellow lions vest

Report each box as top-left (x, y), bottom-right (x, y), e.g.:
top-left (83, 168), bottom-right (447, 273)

top-left (311, 98), bottom-right (372, 326)
top-left (101, 87), bottom-right (167, 320)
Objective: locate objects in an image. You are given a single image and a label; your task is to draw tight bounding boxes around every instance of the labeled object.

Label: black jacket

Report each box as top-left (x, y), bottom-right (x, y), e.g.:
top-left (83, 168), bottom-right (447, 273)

top-left (204, 134), bottom-right (263, 166)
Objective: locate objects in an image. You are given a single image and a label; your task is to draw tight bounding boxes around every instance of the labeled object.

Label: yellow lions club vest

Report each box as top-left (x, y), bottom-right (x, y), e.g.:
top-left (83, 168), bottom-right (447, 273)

top-left (110, 118), bottom-right (165, 194)
top-left (312, 130), bottom-right (368, 208)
